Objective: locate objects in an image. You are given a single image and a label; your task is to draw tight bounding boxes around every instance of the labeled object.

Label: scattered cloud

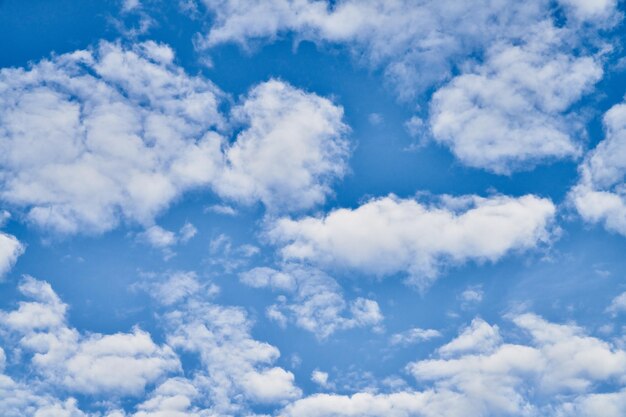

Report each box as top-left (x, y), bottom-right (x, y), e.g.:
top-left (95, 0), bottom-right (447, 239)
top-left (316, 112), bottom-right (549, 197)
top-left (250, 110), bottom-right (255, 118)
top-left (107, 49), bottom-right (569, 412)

top-left (389, 327), bottom-right (441, 347)
top-left (241, 265), bottom-right (383, 339)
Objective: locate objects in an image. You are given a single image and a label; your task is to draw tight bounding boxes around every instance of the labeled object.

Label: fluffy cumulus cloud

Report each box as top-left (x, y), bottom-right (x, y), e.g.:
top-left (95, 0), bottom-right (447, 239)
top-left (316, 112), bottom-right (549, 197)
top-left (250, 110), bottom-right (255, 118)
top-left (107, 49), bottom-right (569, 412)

top-left (570, 103), bottom-right (626, 236)
top-left (241, 265), bottom-right (383, 339)
top-left (429, 23), bottom-right (602, 173)
top-left (194, 0), bottom-right (617, 173)
top-left (0, 277), bottom-right (180, 396)
top-left (0, 41), bottom-right (348, 234)
top-left (280, 314), bottom-right (626, 417)
top-left (268, 194), bottom-right (556, 287)
top-left (216, 80), bottom-right (349, 212)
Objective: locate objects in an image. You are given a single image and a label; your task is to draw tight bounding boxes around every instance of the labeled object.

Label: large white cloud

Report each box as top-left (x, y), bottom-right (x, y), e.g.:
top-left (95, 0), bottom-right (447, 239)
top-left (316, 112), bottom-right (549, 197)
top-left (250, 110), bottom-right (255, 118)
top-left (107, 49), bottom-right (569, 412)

top-left (268, 194), bottom-right (556, 287)
top-left (0, 277), bottom-right (180, 396)
top-left (571, 103), bottom-right (626, 236)
top-left (0, 42), bottom-right (349, 234)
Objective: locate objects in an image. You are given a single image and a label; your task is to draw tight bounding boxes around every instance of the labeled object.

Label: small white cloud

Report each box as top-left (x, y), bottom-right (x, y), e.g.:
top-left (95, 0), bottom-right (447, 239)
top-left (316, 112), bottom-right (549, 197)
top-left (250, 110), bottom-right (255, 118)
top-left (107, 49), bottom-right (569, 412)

top-left (205, 204), bottom-right (238, 216)
top-left (607, 292), bottom-right (626, 316)
top-left (458, 286), bottom-right (484, 310)
top-left (179, 222), bottom-right (197, 243)
top-left (311, 369), bottom-right (331, 389)
top-left (368, 113), bottom-right (383, 126)
top-left (390, 327), bottom-right (441, 347)
top-left (0, 232), bottom-right (24, 279)
top-left (139, 226), bottom-right (178, 249)
top-left (140, 271), bottom-right (216, 306)
top-left (122, 0), bottom-right (141, 12)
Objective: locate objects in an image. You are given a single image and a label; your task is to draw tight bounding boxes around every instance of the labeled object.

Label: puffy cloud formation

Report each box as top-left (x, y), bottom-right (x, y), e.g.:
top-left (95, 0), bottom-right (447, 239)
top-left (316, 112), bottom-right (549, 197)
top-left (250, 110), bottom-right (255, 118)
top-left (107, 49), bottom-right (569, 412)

top-left (164, 298), bottom-right (302, 413)
top-left (571, 103), bottom-right (626, 236)
top-left (280, 314), bottom-right (626, 417)
top-left (241, 265), bottom-right (383, 339)
top-left (217, 80), bottom-right (349, 211)
top-left (197, 0), bottom-right (614, 97)
top-left (429, 23), bottom-right (601, 173)
top-left (0, 41), bottom-right (348, 234)
top-left (0, 277), bottom-right (180, 396)
top-left (268, 194), bottom-right (556, 287)
top-left (195, 0), bottom-right (616, 173)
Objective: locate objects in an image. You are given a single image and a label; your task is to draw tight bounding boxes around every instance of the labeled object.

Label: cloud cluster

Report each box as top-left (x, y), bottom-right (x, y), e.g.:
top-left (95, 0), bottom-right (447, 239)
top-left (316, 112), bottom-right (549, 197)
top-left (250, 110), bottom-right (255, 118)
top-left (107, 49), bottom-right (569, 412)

top-left (0, 274), bottom-right (303, 416)
top-left (241, 265), bottom-right (383, 339)
top-left (0, 41), bottom-right (348, 235)
top-left (0, 277), bottom-right (180, 396)
top-left (195, 0), bottom-right (617, 173)
top-left (280, 314), bottom-right (626, 417)
top-left (268, 194), bottom-right (556, 287)
top-left (197, 0), bottom-right (613, 97)
top-left (163, 297), bottom-right (302, 412)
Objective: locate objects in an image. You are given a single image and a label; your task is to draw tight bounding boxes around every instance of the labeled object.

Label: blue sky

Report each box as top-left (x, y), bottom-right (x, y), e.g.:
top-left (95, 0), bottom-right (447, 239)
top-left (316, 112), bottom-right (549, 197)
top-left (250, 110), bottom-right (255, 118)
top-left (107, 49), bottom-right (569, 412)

top-left (1, 0), bottom-right (626, 416)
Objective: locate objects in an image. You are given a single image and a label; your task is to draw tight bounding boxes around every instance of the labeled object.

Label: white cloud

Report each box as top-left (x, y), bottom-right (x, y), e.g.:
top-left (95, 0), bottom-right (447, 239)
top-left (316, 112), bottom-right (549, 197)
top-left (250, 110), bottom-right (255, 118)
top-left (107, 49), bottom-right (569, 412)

top-left (138, 222), bottom-right (198, 258)
top-left (558, 0), bottom-right (619, 22)
top-left (179, 222), bottom-right (197, 243)
top-left (195, 1), bottom-right (616, 173)
top-left (311, 370), bottom-right (331, 389)
top-left (0, 277), bottom-right (180, 396)
top-left (164, 297), bottom-right (301, 414)
top-left (132, 377), bottom-right (201, 417)
top-left (268, 194), bottom-right (556, 288)
top-left (241, 265), bottom-right (383, 339)
top-left (458, 286), bottom-right (484, 309)
top-left (437, 318), bottom-right (501, 357)
top-left (140, 271), bottom-right (218, 306)
top-left (571, 103), bottom-right (626, 236)
top-left (0, 42), bottom-right (349, 235)
top-left (204, 204), bottom-right (238, 216)
top-left (429, 23), bottom-right (601, 173)
top-left (389, 328), bottom-right (441, 347)
top-left (197, 0), bottom-right (616, 100)
top-left (139, 226), bottom-right (178, 249)
top-left (0, 231), bottom-right (24, 279)
top-left (607, 292), bottom-right (626, 316)
top-left (215, 80), bottom-right (349, 212)
top-left (122, 0), bottom-right (142, 12)
top-left (281, 314), bottom-right (626, 417)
